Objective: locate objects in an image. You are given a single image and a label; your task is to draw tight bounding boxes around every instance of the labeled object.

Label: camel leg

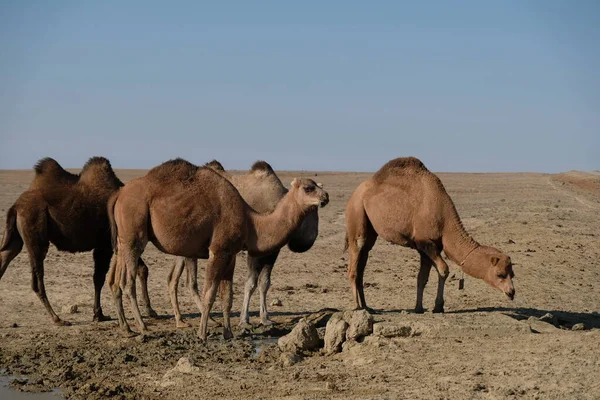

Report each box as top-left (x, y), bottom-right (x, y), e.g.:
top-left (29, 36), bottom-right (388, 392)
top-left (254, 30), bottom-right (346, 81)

top-left (415, 251), bottom-right (433, 314)
top-left (347, 230), bottom-right (377, 311)
top-left (184, 258), bottom-right (218, 325)
top-left (219, 257), bottom-right (235, 340)
top-left (258, 252), bottom-right (279, 326)
top-left (416, 241), bottom-right (449, 313)
top-left (198, 251), bottom-right (230, 341)
top-left (137, 258), bottom-right (157, 317)
top-left (92, 248), bottom-right (113, 322)
top-left (18, 210), bottom-right (68, 326)
top-left (109, 256), bottom-right (132, 333)
top-left (168, 257), bottom-right (189, 328)
top-left (239, 257), bottom-right (260, 328)
top-left (123, 248), bottom-right (148, 333)
top-left (0, 233), bottom-right (23, 279)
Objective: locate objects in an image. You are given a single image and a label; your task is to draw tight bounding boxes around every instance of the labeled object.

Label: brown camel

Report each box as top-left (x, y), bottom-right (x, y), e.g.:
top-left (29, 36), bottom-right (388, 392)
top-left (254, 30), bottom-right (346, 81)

top-left (108, 159), bottom-right (328, 340)
top-left (167, 160), bottom-right (321, 328)
top-left (0, 157), bottom-right (156, 325)
top-left (345, 157), bottom-right (515, 313)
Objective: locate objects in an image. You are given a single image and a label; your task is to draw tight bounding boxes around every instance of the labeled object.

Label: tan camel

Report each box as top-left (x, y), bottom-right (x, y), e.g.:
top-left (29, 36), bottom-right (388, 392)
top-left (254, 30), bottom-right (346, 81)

top-left (0, 157), bottom-right (156, 325)
top-left (108, 159), bottom-right (329, 340)
top-left (168, 160), bottom-right (321, 328)
top-left (345, 157), bottom-right (515, 313)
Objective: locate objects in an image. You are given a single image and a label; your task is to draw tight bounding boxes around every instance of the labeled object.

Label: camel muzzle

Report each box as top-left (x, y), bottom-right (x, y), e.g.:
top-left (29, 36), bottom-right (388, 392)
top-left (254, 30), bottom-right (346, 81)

top-left (505, 289), bottom-right (515, 300)
top-left (320, 194), bottom-right (329, 208)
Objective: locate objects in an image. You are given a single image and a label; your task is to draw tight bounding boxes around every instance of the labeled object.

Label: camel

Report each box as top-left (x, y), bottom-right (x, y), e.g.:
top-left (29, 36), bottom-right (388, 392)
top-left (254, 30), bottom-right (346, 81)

top-left (345, 157), bottom-right (515, 313)
top-left (108, 159), bottom-right (329, 340)
top-left (167, 160), bottom-right (320, 328)
top-left (0, 157), bottom-right (156, 325)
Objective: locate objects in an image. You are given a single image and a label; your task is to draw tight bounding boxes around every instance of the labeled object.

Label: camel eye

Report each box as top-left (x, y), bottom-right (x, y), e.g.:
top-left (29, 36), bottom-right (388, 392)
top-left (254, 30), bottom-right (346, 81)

top-left (304, 186), bottom-right (315, 193)
top-left (497, 273), bottom-right (507, 279)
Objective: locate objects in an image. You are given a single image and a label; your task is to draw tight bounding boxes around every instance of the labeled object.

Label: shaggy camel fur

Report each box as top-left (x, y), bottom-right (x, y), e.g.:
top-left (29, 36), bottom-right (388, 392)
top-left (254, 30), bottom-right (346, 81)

top-left (168, 160), bottom-right (320, 328)
top-left (109, 159), bottom-right (328, 340)
top-left (0, 157), bottom-right (155, 325)
top-left (345, 157), bottom-right (515, 313)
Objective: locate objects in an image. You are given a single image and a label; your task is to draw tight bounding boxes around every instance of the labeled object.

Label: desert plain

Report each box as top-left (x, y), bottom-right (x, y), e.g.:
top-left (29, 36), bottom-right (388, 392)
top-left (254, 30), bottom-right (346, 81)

top-left (1, 167), bottom-right (599, 399)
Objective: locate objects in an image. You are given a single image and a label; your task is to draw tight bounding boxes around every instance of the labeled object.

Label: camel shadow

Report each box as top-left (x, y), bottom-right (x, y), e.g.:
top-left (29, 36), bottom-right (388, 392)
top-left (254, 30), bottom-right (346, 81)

top-left (448, 307), bottom-right (600, 329)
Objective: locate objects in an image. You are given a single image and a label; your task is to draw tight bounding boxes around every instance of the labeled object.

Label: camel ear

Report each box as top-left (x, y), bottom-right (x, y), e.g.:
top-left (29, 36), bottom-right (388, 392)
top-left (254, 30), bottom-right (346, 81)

top-left (490, 255), bottom-right (500, 266)
top-left (291, 178), bottom-right (300, 189)
top-left (316, 182), bottom-right (323, 188)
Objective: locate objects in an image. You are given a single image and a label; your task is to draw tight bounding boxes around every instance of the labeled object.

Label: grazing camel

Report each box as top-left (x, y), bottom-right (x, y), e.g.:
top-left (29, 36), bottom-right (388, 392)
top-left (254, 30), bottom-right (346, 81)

top-left (108, 159), bottom-right (328, 340)
top-left (167, 160), bottom-right (320, 328)
top-left (345, 157), bottom-right (515, 313)
top-left (0, 157), bottom-right (156, 325)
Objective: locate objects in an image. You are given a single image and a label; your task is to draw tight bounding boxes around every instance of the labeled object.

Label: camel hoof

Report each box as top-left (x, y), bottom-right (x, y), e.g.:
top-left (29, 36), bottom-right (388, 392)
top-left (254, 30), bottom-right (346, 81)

top-left (223, 329), bottom-right (233, 340)
top-left (432, 306), bottom-right (445, 314)
top-left (122, 328), bottom-right (138, 338)
top-left (260, 319), bottom-right (275, 327)
top-left (93, 313), bottom-right (111, 322)
top-left (55, 319), bottom-right (72, 327)
top-left (197, 333), bottom-right (207, 342)
top-left (176, 320), bottom-right (191, 328)
top-left (238, 321), bottom-right (252, 329)
top-left (145, 308), bottom-right (159, 318)
top-left (414, 307), bottom-right (425, 314)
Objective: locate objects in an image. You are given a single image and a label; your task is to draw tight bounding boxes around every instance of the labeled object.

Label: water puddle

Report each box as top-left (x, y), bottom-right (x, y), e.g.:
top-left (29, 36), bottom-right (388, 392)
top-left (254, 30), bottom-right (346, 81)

top-left (0, 375), bottom-right (62, 400)
top-left (252, 337), bottom-right (279, 358)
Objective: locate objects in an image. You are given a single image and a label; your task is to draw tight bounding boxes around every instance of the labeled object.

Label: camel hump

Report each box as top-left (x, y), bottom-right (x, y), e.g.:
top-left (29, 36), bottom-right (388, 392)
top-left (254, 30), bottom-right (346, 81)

top-left (79, 156), bottom-right (122, 187)
top-left (32, 157), bottom-right (78, 185)
top-left (34, 157), bottom-right (68, 176)
top-left (147, 158), bottom-right (199, 182)
top-left (250, 161), bottom-right (275, 175)
top-left (205, 160), bottom-right (225, 171)
top-left (372, 157), bottom-right (428, 182)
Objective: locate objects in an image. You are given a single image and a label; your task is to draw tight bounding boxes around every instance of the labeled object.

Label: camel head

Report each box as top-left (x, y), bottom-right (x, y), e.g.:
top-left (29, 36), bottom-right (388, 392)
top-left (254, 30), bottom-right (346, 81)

top-left (478, 248), bottom-right (515, 300)
top-left (290, 178), bottom-right (329, 210)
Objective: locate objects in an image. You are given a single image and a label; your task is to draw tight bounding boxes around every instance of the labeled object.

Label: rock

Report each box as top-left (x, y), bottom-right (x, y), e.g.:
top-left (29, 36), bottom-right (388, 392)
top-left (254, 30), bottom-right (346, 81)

top-left (172, 357), bottom-right (199, 374)
top-left (278, 319), bottom-right (320, 353)
top-left (270, 298), bottom-right (282, 307)
top-left (279, 352), bottom-right (303, 367)
top-left (324, 314), bottom-right (349, 354)
top-left (571, 323), bottom-right (586, 331)
top-left (373, 322), bottom-right (413, 338)
top-left (538, 313), bottom-right (558, 327)
top-left (61, 304), bottom-right (78, 314)
top-left (325, 381), bottom-right (337, 391)
top-left (346, 309), bottom-right (373, 341)
top-left (11, 322), bottom-right (18, 328)
top-left (528, 317), bottom-right (559, 334)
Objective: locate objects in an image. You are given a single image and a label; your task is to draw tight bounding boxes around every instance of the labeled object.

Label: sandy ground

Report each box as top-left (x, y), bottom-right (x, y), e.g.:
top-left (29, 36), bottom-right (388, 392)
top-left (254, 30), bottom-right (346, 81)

top-left (1, 167), bottom-right (599, 399)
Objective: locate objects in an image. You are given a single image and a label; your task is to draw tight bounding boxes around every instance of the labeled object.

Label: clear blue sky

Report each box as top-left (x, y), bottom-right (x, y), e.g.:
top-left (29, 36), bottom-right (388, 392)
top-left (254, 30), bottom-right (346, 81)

top-left (1, 1), bottom-right (598, 172)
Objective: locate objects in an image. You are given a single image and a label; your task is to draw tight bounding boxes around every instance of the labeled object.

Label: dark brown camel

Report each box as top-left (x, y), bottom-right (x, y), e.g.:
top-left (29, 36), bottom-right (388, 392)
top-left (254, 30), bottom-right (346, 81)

top-left (345, 157), bottom-right (515, 313)
top-left (0, 157), bottom-right (156, 325)
top-left (108, 159), bottom-right (329, 340)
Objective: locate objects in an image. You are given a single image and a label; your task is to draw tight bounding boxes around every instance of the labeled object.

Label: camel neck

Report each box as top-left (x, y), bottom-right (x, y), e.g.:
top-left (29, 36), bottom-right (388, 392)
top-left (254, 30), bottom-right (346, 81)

top-left (441, 203), bottom-right (481, 275)
top-left (246, 193), bottom-right (306, 257)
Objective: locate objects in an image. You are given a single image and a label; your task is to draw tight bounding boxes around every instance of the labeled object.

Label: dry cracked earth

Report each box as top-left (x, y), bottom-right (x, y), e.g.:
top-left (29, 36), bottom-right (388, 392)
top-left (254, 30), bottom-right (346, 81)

top-left (1, 168), bottom-right (599, 399)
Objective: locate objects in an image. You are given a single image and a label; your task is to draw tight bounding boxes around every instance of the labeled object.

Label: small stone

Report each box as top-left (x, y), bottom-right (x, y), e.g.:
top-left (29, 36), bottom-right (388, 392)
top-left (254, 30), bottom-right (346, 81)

top-left (11, 322), bottom-right (18, 328)
top-left (270, 298), bottom-right (283, 307)
top-left (508, 239), bottom-right (516, 244)
top-left (538, 313), bottom-right (558, 326)
top-left (346, 310), bottom-right (374, 341)
top-left (324, 313), bottom-right (349, 354)
top-left (278, 319), bottom-right (320, 353)
top-left (325, 381), bottom-right (337, 391)
top-left (279, 352), bottom-right (303, 367)
top-left (61, 304), bottom-right (79, 314)
top-left (571, 323), bottom-right (586, 331)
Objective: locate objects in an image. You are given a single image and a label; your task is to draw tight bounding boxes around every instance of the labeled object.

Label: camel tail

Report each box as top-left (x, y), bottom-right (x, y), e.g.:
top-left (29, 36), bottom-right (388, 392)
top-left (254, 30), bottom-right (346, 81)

top-left (0, 205), bottom-right (22, 279)
top-left (343, 233), bottom-right (349, 252)
top-left (107, 191), bottom-right (119, 254)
